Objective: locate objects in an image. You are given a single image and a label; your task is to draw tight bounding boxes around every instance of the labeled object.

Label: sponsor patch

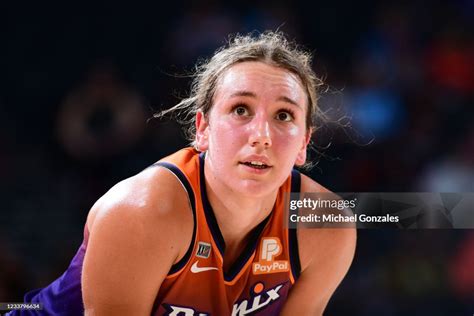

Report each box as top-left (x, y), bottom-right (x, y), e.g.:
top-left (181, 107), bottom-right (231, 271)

top-left (252, 237), bottom-right (289, 275)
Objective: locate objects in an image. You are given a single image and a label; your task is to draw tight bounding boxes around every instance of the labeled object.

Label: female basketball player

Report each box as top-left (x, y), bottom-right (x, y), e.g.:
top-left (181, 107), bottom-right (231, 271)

top-left (13, 32), bottom-right (356, 316)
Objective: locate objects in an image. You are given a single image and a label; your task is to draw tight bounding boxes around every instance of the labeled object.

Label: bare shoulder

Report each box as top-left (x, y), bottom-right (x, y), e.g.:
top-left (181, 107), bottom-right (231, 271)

top-left (82, 164), bottom-right (194, 315)
top-left (299, 173), bottom-right (332, 193)
top-left (280, 173), bottom-right (356, 315)
top-left (86, 164), bottom-right (193, 243)
top-left (297, 173), bottom-right (356, 272)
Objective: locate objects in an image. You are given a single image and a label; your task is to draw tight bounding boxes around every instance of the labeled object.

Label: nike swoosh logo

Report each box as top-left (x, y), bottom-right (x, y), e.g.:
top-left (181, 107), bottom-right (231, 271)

top-left (190, 260), bottom-right (218, 273)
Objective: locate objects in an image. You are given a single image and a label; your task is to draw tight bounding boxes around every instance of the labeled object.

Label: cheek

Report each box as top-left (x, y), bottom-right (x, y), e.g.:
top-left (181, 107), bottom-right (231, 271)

top-left (274, 125), bottom-right (305, 147)
top-left (287, 125), bottom-right (301, 137)
top-left (273, 126), bottom-right (307, 166)
top-left (208, 120), bottom-right (244, 155)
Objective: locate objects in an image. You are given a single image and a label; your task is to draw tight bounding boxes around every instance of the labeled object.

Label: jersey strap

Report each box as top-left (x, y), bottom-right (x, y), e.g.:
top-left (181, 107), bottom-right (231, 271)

top-left (289, 169), bottom-right (302, 281)
top-left (153, 161), bottom-right (197, 275)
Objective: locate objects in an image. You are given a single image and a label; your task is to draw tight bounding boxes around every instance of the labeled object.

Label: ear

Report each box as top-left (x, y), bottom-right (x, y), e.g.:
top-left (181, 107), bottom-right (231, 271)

top-left (195, 111), bottom-right (209, 151)
top-left (295, 129), bottom-right (312, 166)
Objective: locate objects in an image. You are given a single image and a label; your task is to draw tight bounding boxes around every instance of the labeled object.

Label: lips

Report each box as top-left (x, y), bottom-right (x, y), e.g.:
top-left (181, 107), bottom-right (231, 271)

top-left (239, 155), bottom-right (272, 170)
top-left (241, 161), bottom-right (269, 169)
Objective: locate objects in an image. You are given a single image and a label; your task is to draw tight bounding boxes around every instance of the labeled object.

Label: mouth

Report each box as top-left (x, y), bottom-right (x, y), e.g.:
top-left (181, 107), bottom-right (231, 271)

top-left (239, 161), bottom-right (271, 170)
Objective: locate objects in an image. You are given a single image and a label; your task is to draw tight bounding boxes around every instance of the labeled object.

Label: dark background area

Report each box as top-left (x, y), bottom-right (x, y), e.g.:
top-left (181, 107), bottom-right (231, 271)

top-left (1, 1), bottom-right (473, 315)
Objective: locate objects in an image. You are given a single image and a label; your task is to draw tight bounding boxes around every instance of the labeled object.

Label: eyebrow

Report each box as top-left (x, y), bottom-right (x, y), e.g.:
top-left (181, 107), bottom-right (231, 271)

top-left (229, 90), bottom-right (302, 108)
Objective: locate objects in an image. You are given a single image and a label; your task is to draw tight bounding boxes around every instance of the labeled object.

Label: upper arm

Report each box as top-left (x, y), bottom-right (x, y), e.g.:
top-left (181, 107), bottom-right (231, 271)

top-left (82, 167), bottom-right (193, 315)
top-left (281, 174), bottom-right (357, 315)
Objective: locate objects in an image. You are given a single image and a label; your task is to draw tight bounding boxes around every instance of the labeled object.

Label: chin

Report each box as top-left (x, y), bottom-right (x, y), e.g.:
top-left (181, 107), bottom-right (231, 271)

top-left (233, 179), bottom-right (280, 198)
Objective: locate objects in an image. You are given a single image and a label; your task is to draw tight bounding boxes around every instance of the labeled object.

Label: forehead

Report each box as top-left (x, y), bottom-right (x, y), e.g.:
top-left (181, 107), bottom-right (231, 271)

top-left (214, 61), bottom-right (307, 103)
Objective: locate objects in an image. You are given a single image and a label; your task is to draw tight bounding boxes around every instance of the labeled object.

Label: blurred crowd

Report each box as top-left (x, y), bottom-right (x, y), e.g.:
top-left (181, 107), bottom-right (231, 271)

top-left (1, 1), bottom-right (473, 315)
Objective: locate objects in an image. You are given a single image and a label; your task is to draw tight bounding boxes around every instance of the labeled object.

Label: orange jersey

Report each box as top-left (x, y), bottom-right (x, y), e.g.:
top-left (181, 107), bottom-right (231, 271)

top-left (152, 148), bottom-right (301, 316)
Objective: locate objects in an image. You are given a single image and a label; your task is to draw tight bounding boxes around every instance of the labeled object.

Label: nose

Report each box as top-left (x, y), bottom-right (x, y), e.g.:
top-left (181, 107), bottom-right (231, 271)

top-left (248, 114), bottom-right (272, 148)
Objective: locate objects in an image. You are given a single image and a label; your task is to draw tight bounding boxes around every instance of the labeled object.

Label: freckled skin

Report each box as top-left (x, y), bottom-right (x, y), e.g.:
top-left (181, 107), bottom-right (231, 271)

top-left (196, 61), bottom-right (311, 198)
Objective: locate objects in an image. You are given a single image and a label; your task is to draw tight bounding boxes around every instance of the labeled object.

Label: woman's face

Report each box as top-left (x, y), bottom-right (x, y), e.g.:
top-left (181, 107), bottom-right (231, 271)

top-left (196, 61), bottom-right (311, 197)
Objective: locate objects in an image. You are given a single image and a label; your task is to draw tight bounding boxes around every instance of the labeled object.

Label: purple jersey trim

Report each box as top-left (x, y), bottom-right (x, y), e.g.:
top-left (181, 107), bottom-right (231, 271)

top-left (8, 240), bottom-right (87, 316)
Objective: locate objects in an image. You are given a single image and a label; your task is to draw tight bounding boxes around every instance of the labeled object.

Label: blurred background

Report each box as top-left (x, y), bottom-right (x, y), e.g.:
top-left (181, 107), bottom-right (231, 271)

top-left (1, 0), bottom-right (473, 315)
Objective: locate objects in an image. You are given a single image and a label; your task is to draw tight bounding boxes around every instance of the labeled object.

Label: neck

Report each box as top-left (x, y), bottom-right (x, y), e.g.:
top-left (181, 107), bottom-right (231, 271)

top-left (204, 161), bottom-right (278, 247)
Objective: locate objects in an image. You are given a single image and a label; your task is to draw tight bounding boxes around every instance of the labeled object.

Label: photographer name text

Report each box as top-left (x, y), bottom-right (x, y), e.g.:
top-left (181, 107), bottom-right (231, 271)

top-left (290, 213), bottom-right (399, 223)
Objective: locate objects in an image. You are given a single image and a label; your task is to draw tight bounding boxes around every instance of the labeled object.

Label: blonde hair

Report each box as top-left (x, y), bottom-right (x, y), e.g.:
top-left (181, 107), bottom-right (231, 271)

top-left (155, 31), bottom-right (324, 146)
